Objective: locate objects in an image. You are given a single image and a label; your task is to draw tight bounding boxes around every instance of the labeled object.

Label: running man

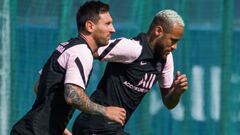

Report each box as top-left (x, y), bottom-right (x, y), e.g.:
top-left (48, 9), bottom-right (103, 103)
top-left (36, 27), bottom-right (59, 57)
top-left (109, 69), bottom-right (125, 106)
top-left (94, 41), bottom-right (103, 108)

top-left (11, 1), bottom-right (127, 135)
top-left (73, 9), bottom-right (188, 135)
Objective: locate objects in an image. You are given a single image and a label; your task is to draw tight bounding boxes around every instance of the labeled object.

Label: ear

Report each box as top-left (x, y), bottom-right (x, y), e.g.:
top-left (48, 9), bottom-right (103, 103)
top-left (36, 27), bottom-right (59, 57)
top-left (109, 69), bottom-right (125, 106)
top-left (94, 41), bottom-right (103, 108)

top-left (154, 26), bottom-right (164, 37)
top-left (85, 20), bottom-right (95, 33)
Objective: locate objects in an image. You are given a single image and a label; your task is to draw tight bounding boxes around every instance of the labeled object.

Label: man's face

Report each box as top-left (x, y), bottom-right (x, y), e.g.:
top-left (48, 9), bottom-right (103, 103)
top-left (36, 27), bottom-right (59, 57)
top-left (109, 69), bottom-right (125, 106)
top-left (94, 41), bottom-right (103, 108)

top-left (155, 23), bottom-right (184, 60)
top-left (92, 12), bottom-right (115, 47)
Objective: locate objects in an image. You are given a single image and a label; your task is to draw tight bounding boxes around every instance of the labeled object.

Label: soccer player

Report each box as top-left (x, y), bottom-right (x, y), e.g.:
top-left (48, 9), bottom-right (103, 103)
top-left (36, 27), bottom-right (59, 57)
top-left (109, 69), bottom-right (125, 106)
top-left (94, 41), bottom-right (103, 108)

top-left (10, 1), bottom-right (127, 135)
top-left (72, 9), bottom-right (188, 135)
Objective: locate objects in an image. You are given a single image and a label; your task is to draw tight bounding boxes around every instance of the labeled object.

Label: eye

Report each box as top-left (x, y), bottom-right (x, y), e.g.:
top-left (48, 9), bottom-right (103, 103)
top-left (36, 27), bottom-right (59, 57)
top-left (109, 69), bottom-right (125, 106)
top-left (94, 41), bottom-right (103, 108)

top-left (106, 21), bottom-right (112, 25)
top-left (171, 39), bottom-right (178, 44)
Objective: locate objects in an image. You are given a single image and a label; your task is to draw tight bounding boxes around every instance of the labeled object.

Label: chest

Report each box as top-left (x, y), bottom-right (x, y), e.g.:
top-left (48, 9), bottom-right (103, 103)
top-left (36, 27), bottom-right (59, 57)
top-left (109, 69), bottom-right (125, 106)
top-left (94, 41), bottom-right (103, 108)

top-left (122, 59), bottom-right (165, 90)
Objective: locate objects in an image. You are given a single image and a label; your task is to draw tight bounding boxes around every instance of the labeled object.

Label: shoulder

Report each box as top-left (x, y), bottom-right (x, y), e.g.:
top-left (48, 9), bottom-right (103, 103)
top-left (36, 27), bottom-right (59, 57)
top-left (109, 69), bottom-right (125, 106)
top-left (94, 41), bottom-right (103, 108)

top-left (166, 53), bottom-right (173, 64)
top-left (58, 44), bottom-right (93, 68)
top-left (98, 38), bottom-right (142, 63)
top-left (65, 44), bottom-right (92, 57)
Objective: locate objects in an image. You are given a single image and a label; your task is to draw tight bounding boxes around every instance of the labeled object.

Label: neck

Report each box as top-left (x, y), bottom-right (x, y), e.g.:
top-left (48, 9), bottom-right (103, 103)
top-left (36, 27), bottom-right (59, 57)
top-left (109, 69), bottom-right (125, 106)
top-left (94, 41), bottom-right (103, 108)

top-left (79, 33), bottom-right (98, 53)
top-left (146, 32), bottom-right (155, 52)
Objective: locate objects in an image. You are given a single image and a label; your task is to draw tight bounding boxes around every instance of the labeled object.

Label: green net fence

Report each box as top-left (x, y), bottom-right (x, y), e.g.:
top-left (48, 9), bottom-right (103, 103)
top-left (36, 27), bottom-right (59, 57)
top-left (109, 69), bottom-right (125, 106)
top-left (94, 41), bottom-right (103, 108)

top-left (0, 0), bottom-right (240, 134)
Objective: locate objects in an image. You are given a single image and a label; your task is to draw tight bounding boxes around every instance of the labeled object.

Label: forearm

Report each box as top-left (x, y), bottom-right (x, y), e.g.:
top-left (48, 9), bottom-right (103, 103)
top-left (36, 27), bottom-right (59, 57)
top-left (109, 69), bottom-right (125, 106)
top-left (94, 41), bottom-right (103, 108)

top-left (64, 84), bottom-right (106, 116)
top-left (161, 71), bottom-right (188, 109)
top-left (163, 87), bottom-right (182, 109)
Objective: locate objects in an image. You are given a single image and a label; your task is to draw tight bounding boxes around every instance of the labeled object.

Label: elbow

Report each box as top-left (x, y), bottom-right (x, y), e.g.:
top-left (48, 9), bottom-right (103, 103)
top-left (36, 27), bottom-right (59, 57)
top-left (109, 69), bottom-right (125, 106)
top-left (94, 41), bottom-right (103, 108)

top-left (163, 100), bottom-right (177, 110)
top-left (64, 96), bottom-right (74, 106)
top-left (64, 84), bottom-right (83, 108)
top-left (165, 104), bottom-right (176, 110)
top-left (162, 93), bottom-right (180, 110)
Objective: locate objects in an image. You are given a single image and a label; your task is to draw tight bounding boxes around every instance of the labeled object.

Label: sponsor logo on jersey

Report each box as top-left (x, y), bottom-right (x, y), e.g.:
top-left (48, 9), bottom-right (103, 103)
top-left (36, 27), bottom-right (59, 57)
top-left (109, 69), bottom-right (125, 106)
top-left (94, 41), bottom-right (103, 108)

top-left (123, 73), bottom-right (156, 93)
top-left (123, 81), bottom-right (148, 93)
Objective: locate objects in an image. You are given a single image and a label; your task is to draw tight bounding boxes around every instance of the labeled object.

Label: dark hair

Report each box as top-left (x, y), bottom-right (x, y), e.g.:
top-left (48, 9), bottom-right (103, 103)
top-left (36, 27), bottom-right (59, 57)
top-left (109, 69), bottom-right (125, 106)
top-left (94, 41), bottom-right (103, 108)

top-left (76, 1), bottom-right (109, 32)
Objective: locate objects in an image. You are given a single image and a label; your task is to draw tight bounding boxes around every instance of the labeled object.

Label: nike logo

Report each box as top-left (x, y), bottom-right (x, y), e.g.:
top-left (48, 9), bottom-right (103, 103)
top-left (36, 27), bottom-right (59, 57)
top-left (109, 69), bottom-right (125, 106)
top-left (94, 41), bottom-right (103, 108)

top-left (140, 61), bottom-right (147, 65)
top-left (107, 121), bottom-right (116, 124)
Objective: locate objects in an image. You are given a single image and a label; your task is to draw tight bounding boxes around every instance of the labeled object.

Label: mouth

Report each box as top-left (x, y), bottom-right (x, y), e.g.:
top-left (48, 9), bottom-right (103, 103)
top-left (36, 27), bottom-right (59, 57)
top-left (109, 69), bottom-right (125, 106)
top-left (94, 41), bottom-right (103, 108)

top-left (107, 35), bottom-right (111, 40)
top-left (165, 51), bottom-right (170, 55)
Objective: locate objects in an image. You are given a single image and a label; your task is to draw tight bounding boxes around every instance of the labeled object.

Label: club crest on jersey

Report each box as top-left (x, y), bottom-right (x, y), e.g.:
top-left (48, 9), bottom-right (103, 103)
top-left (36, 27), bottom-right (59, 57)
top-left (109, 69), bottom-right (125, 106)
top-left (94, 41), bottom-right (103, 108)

top-left (137, 73), bottom-right (156, 89)
top-left (156, 62), bottom-right (162, 72)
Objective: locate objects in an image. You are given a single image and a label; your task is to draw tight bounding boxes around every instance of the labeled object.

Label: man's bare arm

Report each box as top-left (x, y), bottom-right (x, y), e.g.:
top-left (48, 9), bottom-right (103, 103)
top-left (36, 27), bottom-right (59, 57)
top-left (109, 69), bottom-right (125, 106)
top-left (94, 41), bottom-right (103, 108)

top-left (64, 83), bottom-right (126, 125)
top-left (159, 71), bottom-right (188, 109)
top-left (64, 84), bottom-right (105, 115)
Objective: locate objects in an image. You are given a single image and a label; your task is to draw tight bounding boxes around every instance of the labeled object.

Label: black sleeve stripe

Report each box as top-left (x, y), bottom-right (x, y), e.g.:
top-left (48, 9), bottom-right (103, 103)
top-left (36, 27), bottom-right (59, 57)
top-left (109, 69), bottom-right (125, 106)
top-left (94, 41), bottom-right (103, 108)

top-left (74, 57), bottom-right (86, 86)
top-left (85, 68), bottom-right (93, 87)
top-left (98, 39), bottom-right (122, 60)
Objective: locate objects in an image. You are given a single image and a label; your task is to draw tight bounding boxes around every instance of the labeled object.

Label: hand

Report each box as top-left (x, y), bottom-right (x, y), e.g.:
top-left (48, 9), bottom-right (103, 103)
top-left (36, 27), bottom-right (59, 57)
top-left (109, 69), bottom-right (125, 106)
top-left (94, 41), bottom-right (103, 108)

top-left (63, 128), bottom-right (72, 135)
top-left (173, 71), bottom-right (188, 93)
top-left (104, 106), bottom-right (126, 126)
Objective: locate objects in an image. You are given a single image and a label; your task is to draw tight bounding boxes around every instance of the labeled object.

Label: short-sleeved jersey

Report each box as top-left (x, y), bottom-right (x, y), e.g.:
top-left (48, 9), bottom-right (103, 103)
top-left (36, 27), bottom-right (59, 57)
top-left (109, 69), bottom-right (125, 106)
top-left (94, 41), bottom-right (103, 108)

top-left (73, 33), bottom-right (174, 134)
top-left (11, 36), bottom-right (95, 135)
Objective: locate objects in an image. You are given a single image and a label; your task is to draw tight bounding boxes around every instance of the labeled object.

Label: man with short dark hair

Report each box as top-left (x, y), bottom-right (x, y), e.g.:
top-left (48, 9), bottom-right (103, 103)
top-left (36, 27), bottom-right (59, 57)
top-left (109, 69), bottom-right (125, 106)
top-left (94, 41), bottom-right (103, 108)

top-left (10, 1), bottom-right (127, 135)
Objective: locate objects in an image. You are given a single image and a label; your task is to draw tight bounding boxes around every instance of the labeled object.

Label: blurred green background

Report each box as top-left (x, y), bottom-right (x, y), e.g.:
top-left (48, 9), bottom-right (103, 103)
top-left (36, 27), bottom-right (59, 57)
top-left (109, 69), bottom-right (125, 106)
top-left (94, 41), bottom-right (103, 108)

top-left (0, 0), bottom-right (240, 135)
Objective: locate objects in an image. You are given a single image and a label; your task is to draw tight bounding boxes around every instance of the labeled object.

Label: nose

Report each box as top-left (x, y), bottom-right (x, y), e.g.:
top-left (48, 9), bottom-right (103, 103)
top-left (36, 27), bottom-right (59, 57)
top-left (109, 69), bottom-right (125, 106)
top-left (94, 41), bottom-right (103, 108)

top-left (110, 24), bottom-right (115, 33)
top-left (171, 43), bottom-right (177, 50)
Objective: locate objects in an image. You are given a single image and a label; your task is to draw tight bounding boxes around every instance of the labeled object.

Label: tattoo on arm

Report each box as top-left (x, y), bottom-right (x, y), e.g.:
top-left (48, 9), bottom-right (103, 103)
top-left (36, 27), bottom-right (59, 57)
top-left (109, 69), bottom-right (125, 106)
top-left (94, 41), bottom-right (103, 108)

top-left (64, 84), bottom-right (106, 116)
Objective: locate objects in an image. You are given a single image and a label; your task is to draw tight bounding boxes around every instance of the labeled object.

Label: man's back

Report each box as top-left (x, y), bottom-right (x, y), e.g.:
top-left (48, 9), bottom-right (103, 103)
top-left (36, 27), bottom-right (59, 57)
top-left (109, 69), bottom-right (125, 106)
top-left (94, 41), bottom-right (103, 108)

top-left (11, 37), bottom-right (92, 135)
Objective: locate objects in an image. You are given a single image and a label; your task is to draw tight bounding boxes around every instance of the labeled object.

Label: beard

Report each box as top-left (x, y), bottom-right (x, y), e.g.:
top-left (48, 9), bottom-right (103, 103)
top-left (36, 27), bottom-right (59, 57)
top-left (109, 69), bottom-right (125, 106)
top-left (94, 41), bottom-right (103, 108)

top-left (154, 45), bottom-right (167, 60)
top-left (93, 32), bottom-right (111, 47)
top-left (96, 37), bottom-right (109, 47)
